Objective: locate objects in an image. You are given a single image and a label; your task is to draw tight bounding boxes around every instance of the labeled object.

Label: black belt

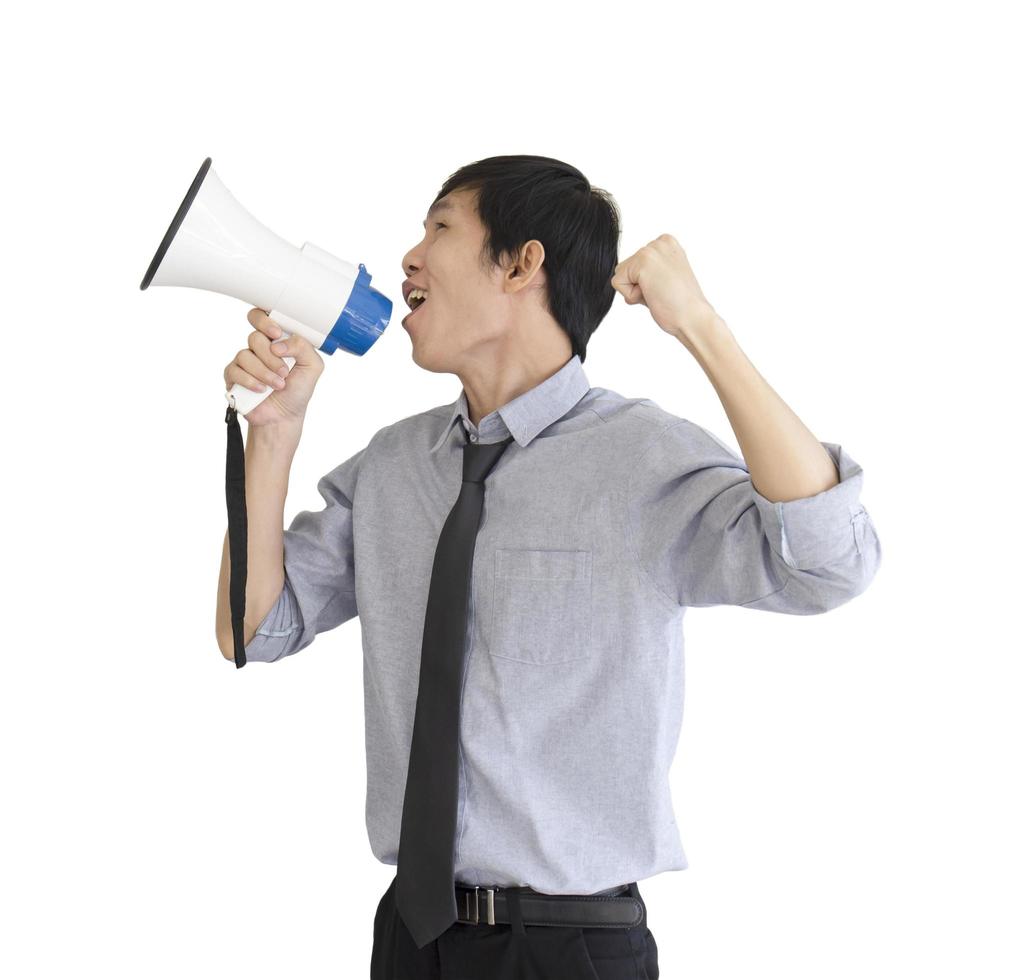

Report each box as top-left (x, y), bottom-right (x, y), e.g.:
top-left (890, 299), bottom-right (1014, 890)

top-left (453, 883), bottom-right (643, 929)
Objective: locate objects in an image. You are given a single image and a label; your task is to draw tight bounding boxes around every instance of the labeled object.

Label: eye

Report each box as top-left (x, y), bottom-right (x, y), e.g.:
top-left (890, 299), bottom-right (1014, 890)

top-left (435, 222), bottom-right (446, 230)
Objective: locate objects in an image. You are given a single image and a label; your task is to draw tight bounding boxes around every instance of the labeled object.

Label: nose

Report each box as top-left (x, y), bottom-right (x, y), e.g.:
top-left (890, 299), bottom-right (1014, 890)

top-left (401, 240), bottom-right (424, 279)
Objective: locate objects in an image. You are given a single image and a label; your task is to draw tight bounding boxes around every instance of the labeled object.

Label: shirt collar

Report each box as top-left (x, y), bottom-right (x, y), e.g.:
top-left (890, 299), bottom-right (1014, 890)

top-left (428, 354), bottom-right (591, 453)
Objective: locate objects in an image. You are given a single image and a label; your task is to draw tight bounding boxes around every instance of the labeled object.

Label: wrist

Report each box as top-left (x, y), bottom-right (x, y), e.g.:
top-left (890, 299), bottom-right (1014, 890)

top-left (675, 310), bottom-right (733, 360)
top-left (247, 419), bottom-right (304, 453)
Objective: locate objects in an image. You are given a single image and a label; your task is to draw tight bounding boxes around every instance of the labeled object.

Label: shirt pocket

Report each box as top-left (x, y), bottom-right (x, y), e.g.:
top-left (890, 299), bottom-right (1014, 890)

top-left (489, 548), bottom-right (593, 665)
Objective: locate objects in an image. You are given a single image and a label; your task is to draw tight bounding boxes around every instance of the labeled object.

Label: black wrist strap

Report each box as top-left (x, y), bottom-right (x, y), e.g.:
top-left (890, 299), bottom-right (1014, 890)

top-left (225, 403), bottom-right (248, 668)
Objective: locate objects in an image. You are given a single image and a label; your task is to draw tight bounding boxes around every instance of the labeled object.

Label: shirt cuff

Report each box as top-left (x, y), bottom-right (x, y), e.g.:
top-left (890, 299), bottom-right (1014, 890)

top-left (243, 577), bottom-right (303, 663)
top-left (751, 442), bottom-right (869, 571)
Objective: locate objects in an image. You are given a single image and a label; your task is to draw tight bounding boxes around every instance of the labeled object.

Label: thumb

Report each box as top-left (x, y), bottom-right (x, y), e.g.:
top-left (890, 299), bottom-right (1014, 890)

top-left (274, 331), bottom-right (319, 367)
top-left (612, 276), bottom-right (644, 305)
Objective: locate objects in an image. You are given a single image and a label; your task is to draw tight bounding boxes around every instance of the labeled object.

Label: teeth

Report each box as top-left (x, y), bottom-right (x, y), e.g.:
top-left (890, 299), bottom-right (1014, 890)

top-left (408, 287), bottom-right (429, 308)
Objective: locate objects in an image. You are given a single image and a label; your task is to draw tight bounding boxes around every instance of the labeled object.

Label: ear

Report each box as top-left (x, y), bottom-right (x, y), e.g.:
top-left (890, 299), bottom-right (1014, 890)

top-left (507, 239), bottom-right (546, 290)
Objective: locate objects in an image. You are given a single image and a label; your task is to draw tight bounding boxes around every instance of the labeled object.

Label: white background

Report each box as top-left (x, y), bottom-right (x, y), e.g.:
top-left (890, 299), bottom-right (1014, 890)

top-left (3, 1), bottom-right (1021, 977)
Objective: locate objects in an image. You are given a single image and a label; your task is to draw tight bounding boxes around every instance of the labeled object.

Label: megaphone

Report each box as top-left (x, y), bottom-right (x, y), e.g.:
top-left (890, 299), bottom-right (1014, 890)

top-left (140, 156), bottom-right (392, 416)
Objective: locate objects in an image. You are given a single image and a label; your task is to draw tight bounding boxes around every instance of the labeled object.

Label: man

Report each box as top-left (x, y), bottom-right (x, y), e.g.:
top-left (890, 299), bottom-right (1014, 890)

top-left (216, 154), bottom-right (881, 979)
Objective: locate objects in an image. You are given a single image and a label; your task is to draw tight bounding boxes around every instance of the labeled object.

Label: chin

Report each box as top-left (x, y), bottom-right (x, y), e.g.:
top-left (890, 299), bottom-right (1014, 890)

top-left (409, 342), bottom-right (442, 374)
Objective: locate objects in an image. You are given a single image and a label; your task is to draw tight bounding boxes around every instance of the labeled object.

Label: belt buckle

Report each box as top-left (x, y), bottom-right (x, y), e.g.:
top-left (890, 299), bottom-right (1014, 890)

top-left (463, 885), bottom-right (496, 925)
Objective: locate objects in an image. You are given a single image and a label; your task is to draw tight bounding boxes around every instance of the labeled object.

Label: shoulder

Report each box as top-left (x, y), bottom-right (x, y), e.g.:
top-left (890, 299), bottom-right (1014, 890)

top-left (364, 398), bottom-right (459, 455)
top-left (584, 390), bottom-right (744, 485)
top-left (585, 388), bottom-right (729, 456)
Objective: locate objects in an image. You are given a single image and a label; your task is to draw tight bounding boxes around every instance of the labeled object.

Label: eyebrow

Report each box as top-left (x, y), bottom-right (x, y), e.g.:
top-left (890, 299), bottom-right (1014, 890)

top-left (422, 199), bottom-right (455, 227)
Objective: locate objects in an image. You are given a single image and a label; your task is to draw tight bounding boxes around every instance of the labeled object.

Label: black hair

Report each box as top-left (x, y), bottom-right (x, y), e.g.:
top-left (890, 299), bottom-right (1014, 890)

top-left (430, 154), bottom-right (621, 363)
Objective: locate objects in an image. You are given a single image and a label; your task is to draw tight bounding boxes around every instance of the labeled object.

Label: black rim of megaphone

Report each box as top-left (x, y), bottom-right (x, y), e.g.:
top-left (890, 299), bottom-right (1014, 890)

top-left (139, 156), bottom-right (213, 290)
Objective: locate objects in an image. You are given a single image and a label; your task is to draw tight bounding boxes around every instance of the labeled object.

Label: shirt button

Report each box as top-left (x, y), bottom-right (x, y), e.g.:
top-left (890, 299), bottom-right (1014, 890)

top-left (468, 433), bottom-right (478, 442)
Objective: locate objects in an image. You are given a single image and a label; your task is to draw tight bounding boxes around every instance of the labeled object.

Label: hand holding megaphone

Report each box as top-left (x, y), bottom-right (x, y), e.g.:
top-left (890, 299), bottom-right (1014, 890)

top-left (224, 308), bottom-right (325, 427)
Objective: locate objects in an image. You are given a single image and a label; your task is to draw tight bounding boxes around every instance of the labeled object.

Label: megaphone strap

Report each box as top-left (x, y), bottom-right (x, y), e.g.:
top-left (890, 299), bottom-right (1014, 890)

top-left (225, 404), bottom-right (248, 668)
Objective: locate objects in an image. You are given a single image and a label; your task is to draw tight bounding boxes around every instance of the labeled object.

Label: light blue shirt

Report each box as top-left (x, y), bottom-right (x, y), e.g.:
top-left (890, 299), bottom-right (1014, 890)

top-left (244, 354), bottom-right (882, 894)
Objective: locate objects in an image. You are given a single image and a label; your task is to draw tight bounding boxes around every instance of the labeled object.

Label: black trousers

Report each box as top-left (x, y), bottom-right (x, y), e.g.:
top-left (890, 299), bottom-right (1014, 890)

top-left (370, 873), bottom-right (659, 979)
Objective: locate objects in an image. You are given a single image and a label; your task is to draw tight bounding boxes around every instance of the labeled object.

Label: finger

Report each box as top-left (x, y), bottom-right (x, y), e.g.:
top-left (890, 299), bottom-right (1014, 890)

top-left (225, 363), bottom-right (274, 394)
top-left (247, 307), bottom-right (284, 340)
top-left (237, 348), bottom-right (288, 390)
top-left (268, 332), bottom-right (317, 369)
top-left (267, 334), bottom-right (292, 362)
top-left (616, 283), bottom-right (643, 304)
top-left (247, 330), bottom-right (290, 375)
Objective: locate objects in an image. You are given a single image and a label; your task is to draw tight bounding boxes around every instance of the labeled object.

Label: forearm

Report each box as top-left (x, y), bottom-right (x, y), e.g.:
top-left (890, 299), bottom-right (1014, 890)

top-left (677, 314), bottom-right (839, 503)
top-left (216, 421), bottom-right (303, 655)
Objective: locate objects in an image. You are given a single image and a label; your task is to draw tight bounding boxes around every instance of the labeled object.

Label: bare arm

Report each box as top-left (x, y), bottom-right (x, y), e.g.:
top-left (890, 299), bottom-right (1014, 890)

top-left (216, 420), bottom-right (304, 659)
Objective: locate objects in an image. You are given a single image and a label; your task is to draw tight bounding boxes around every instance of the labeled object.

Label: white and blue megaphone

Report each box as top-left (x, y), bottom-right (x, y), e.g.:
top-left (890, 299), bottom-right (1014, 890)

top-left (140, 156), bottom-right (392, 416)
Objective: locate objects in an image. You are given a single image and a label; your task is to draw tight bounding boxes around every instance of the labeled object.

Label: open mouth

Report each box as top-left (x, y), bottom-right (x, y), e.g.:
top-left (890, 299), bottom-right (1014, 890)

top-left (405, 294), bottom-right (428, 321)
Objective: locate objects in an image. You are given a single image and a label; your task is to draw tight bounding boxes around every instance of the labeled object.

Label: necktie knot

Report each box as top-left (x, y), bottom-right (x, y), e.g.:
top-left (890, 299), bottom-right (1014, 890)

top-left (462, 434), bottom-right (514, 484)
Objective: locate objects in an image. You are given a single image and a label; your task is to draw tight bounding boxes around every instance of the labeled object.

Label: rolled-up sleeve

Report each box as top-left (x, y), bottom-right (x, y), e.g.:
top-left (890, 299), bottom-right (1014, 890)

top-left (244, 439), bottom-right (372, 663)
top-left (625, 419), bottom-right (882, 614)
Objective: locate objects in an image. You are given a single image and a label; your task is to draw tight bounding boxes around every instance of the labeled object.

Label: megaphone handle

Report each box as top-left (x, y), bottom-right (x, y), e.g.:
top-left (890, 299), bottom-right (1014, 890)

top-left (225, 329), bottom-right (297, 416)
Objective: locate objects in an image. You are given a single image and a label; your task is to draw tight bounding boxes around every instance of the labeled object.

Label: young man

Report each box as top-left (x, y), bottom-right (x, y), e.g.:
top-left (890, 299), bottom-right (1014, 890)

top-left (217, 154), bottom-right (881, 979)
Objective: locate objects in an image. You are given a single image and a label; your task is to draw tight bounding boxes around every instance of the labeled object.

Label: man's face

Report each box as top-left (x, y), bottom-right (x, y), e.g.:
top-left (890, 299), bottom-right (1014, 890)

top-left (400, 187), bottom-right (514, 371)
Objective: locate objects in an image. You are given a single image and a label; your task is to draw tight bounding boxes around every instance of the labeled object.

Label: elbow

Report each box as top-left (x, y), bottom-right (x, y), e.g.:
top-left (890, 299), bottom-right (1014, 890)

top-left (789, 512), bottom-right (883, 615)
top-left (217, 629), bottom-right (237, 662)
top-left (789, 546), bottom-right (881, 615)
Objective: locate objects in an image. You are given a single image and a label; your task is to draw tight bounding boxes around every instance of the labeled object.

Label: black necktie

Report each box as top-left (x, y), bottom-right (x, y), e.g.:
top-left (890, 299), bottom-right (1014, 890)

top-left (395, 432), bottom-right (515, 949)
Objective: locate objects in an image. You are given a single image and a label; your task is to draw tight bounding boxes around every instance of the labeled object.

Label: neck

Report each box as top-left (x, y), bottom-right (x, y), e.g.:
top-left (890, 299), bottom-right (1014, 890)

top-left (461, 349), bottom-right (573, 426)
